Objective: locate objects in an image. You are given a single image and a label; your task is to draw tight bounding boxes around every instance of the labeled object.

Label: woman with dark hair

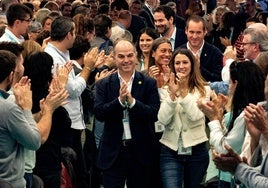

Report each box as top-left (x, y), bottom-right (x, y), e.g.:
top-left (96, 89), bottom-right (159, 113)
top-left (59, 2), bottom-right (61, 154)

top-left (158, 48), bottom-right (211, 188)
top-left (23, 51), bottom-right (72, 188)
top-left (199, 61), bottom-right (265, 187)
top-left (135, 27), bottom-right (159, 72)
top-left (148, 37), bottom-right (172, 89)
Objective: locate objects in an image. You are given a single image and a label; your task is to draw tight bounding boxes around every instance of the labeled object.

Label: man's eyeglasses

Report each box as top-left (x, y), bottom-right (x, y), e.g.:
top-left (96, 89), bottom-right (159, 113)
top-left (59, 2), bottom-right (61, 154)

top-left (20, 18), bottom-right (32, 23)
top-left (241, 42), bottom-right (256, 46)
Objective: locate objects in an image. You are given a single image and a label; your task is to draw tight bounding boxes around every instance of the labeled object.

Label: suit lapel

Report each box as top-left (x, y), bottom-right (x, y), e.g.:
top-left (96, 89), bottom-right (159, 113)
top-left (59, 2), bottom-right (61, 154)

top-left (109, 73), bottom-right (120, 99)
top-left (131, 72), bottom-right (144, 99)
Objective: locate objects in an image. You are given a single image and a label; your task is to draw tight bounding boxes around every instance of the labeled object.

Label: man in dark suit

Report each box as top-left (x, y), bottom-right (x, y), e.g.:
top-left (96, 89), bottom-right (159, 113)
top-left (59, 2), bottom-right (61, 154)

top-left (153, 5), bottom-right (187, 50)
top-left (94, 39), bottom-right (160, 188)
top-left (139, 0), bottom-right (156, 29)
top-left (180, 15), bottom-right (223, 82)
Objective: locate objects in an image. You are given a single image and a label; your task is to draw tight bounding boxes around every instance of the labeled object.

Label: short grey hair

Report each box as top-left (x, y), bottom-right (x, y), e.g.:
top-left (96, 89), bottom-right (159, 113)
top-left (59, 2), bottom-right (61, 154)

top-left (243, 27), bottom-right (268, 52)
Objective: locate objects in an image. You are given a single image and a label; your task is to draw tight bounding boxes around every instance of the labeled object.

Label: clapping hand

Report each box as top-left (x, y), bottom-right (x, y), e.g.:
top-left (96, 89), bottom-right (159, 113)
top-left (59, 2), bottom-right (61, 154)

top-left (119, 82), bottom-right (133, 106)
top-left (13, 76), bottom-right (32, 110)
top-left (95, 68), bottom-right (116, 82)
top-left (84, 47), bottom-right (99, 70)
top-left (197, 91), bottom-right (228, 122)
top-left (55, 61), bottom-right (73, 89)
top-left (213, 145), bottom-right (246, 174)
top-left (43, 77), bottom-right (69, 113)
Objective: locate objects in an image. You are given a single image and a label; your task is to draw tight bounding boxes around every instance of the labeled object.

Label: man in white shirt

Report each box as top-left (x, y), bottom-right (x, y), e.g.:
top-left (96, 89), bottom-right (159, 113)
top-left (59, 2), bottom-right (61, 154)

top-left (44, 16), bottom-right (98, 188)
top-left (0, 4), bottom-right (32, 44)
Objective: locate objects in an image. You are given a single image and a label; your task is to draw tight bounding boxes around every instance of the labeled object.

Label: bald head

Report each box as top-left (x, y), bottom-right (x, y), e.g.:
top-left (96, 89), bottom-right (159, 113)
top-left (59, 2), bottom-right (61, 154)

top-left (113, 39), bottom-right (136, 55)
top-left (113, 39), bottom-right (137, 74)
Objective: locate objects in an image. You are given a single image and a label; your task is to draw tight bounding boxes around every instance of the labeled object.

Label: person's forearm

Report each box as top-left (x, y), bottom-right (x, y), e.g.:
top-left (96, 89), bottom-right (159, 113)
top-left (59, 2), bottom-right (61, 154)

top-left (79, 66), bottom-right (92, 82)
top-left (37, 106), bottom-right (54, 144)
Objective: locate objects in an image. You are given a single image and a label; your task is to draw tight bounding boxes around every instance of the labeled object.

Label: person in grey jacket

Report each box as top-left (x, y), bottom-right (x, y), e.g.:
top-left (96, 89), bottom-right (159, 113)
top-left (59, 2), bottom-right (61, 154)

top-left (0, 50), bottom-right (68, 188)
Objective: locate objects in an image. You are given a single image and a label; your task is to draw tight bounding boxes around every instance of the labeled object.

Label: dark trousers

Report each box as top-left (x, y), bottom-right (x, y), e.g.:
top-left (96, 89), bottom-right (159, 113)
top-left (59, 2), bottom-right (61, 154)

top-left (102, 144), bottom-right (160, 188)
top-left (24, 173), bottom-right (33, 188)
top-left (70, 128), bottom-right (89, 187)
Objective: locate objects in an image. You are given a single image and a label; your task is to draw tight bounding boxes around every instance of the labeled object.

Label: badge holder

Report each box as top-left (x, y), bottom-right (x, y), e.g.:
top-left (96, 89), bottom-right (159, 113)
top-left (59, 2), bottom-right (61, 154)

top-left (122, 108), bottom-right (132, 140)
top-left (177, 137), bottom-right (192, 155)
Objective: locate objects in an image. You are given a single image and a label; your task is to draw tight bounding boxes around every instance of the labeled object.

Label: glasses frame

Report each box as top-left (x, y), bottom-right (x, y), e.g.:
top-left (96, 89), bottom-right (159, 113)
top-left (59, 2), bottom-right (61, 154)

top-left (241, 42), bottom-right (256, 46)
top-left (20, 18), bottom-right (32, 23)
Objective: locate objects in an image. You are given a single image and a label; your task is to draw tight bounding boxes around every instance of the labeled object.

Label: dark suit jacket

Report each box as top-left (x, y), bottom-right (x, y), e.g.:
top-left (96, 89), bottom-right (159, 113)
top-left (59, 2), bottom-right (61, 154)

top-left (179, 42), bottom-right (223, 82)
top-left (139, 5), bottom-right (155, 29)
top-left (175, 15), bottom-right (186, 30)
top-left (174, 28), bottom-right (187, 49)
top-left (128, 15), bottom-right (147, 43)
top-left (94, 71), bottom-right (160, 170)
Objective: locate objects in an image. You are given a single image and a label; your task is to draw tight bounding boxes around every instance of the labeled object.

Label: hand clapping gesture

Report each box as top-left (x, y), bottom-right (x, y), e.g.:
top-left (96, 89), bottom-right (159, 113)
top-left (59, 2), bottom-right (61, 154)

top-left (55, 61), bottom-right (73, 89)
top-left (244, 103), bottom-right (268, 144)
top-left (84, 47), bottom-right (99, 70)
top-left (197, 91), bottom-right (228, 122)
top-left (119, 82), bottom-right (133, 106)
top-left (42, 77), bottom-right (69, 114)
top-left (13, 76), bottom-right (32, 110)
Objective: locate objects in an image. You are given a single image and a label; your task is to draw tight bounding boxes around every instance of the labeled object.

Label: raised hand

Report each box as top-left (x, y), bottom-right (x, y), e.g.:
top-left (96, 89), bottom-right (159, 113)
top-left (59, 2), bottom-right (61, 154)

top-left (244, 103), bottom-right (268, 145)
top-left (161, 64), bottom-right (170, 85)
top-left (44, 87), bottom-right (69, 113)
top-left (55, 61), bottom-right (73, 89)
top-left (84, 47), bottom-right (99, 70)
top-left (148, 65), bottom-right (160, 79)
top-left (95, 68), bottom-right (116, 82)
top-left (197, 91), bottom-right (227, 122)
top-left (13, 76), bottom-right (32, 110)
top-left (119, 82), bottom-right (128, 105)
top-left (103, 53), bottom-right (116, 68)
top-left (95, 50), bottom-right (105, 68)
top-left (168, 72), bottom-right (179, 100)
top-left (212, 145), bottom-right (244, 174)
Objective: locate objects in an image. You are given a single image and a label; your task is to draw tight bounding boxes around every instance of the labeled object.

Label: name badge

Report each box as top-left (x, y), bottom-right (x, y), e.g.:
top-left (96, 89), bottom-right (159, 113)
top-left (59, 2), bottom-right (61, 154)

top-left (177, 137), bottom-right (192, 155)
top-left (122, 118), bottom-right (132, 140)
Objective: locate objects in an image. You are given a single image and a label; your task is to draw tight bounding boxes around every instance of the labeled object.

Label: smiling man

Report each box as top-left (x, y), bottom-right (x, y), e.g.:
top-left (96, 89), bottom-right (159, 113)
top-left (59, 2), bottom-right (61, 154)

top-left (94, 39), bottom-right (161, 188)
top-left (153, 5), bottom-right (187, 50)
top-left (180, 15), bottom-right (223, 82)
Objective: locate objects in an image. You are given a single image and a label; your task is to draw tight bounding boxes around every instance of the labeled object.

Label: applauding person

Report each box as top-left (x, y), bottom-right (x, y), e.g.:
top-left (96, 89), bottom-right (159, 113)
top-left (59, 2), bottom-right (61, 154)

top-left (157, 48), bottom-right (211, 188)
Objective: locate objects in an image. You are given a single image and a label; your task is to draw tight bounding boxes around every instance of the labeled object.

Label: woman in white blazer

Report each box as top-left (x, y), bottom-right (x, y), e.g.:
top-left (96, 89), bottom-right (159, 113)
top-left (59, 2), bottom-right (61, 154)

top-left (158, 48), bottom-right (211, 188)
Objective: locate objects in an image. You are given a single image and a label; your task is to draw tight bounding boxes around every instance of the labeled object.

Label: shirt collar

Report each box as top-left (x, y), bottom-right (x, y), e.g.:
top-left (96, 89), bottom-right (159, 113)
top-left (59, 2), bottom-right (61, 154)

top-left (0, 89), bottom-right (10, 99)
top-left (4, 28), bottom-right (24, 44)
top-left (186, 40), bottom-right (205, 57)
top-left (117, 71), bottom-right (135, 85)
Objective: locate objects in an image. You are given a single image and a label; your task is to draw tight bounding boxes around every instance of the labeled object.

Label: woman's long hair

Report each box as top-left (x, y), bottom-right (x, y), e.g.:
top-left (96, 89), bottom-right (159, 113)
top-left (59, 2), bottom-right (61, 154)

top-left (169, 48), bottom-right (208, 97)
top-left (23, 51), bottom-right (54, 113)
top-left (228, 61), bottom-right (265, 132)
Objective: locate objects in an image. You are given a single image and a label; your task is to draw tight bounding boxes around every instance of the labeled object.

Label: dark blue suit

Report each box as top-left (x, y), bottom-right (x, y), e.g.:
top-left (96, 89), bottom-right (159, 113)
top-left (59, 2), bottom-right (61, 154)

top-left (174, 28), bottom-right (187, 49)
top-left (179, 42), bottom-right (223, 82)
top-left (94, 71), bottom-right (160, 188)
top-left (139, 5), bottom-right (155, 29)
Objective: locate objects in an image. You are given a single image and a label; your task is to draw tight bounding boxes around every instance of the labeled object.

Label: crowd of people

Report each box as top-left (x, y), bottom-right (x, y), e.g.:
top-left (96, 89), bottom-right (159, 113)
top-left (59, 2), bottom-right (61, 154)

top-left (1, 0), bottom-right (268, 188)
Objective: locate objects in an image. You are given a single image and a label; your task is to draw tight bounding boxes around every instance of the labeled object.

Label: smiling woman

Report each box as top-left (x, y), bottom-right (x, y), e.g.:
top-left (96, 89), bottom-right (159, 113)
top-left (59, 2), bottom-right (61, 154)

top-left (135, 27), bottom-right (159, 72)
top-left (157, 48), bottom-right (211, 188)
top-left (148, 37), bottom-right (172, 88)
